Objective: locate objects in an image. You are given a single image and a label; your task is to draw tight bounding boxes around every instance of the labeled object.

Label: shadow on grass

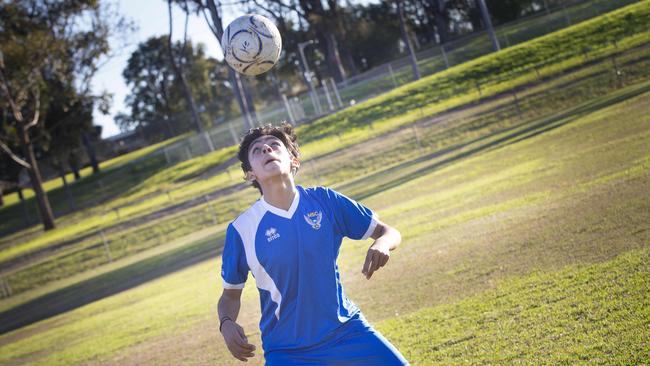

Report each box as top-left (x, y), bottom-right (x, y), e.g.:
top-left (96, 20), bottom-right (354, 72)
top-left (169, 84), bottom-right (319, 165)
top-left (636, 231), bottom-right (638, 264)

top-left (344, 81), bottom-right (650, 202)
top-left (0, 154), bottom-right (170, 239)
top-left (0, 230), bottom-right (225, 335)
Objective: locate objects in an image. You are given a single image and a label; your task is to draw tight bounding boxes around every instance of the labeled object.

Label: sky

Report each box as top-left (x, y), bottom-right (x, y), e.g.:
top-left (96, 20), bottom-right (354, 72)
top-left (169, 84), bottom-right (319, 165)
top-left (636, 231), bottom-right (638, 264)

top-left (91, 0), bottom-right (240, 138)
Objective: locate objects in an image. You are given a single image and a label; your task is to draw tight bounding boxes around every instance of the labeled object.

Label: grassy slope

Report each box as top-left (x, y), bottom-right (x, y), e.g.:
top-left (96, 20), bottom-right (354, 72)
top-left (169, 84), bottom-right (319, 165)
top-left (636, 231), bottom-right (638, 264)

top-left (2, 0), bottom-right (650, 270)
top-left (379, 247), bottom-right (650, 365)
top-left (3, 45), bottom-right (650, 306)
top-left (0, 75), bottom-right (647, 365)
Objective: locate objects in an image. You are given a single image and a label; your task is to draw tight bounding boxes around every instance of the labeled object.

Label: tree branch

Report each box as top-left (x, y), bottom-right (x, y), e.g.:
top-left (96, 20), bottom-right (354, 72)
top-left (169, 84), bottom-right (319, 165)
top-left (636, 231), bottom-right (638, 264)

top-left (24, 88), bottom-right (41, 130)
top-left (0, 139), bottom-right (31, 169)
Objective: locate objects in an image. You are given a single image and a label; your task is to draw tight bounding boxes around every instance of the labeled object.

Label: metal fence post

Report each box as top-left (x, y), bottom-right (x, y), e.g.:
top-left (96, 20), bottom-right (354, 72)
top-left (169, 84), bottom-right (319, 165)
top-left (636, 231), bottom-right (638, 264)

top-left (329, 78), bottom-right (343, 108)
top-left (388, 64), bottom-right (398, 87)
top-left (322, 83), bottom-right (335, 111)
top-left (281, 94), bottom-right (296, 123)
top-left (440, 44), bottom-right (450, 69)
top-left (204, 195), bottom-right (218, 225)
top-left (100, 229), bottom-right (113, 262)
top-left (228, 122), bottom-right (240, 146)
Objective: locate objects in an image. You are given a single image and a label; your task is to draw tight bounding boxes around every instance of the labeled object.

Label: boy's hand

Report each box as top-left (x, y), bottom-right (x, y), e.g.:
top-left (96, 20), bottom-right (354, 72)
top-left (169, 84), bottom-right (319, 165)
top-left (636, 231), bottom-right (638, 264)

top-left (221, 320), bottom-right (256, 362)
top-left (362, 241), bottom-right (390, 279)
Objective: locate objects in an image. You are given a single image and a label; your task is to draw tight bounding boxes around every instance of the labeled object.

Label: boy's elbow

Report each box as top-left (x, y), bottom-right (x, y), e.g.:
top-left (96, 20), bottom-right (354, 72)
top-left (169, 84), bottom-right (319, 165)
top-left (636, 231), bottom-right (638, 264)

top-left (391, 226), bottom-right (402, 249)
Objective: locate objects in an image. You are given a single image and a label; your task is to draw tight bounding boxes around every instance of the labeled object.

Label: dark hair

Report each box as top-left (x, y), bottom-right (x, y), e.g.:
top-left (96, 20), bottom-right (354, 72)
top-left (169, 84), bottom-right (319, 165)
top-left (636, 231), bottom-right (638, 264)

top-left (237, 122), bottom-right (300, 194)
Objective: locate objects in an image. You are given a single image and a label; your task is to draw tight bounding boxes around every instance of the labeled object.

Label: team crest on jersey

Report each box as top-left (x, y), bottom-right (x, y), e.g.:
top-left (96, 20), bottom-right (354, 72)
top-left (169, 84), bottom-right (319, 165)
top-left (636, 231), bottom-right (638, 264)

top-left (303, 211), bottom-right (322, 230)
top-left (265, 227), bottom-right (280, 242)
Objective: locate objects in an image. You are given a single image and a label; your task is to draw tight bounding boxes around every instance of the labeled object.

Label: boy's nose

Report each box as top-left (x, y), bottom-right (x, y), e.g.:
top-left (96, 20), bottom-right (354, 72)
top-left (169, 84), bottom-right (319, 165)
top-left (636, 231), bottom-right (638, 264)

top-left (262, 145), bottom-right (272, 154)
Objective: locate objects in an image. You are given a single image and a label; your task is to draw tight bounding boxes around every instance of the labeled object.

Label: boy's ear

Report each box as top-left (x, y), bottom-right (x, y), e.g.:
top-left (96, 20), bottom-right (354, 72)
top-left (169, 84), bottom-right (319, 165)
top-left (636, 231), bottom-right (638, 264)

top-left (245, 171), bottom-right (256, 182)
top-left (291, 156), bottom-right (300, 170)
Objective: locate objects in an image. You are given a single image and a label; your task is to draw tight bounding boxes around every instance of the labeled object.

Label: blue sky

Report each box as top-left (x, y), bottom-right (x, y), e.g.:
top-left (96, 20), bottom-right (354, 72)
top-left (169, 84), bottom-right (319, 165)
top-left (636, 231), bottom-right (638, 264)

top-left (91, 0), bottom-right (239, 138)
top-left (92, 0), bottom-right (379, 138)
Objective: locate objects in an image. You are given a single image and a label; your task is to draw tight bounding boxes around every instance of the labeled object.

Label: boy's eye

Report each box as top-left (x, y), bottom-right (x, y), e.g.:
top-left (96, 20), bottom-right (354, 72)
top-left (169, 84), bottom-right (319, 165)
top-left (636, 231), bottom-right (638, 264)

top-left (252, 147), bottom-right (260, 154)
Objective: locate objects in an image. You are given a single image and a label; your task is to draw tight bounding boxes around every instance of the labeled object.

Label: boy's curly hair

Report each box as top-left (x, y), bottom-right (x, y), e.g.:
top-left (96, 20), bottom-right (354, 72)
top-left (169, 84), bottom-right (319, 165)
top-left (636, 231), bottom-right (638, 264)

top-left (237, 122), bottom-right (300, 194)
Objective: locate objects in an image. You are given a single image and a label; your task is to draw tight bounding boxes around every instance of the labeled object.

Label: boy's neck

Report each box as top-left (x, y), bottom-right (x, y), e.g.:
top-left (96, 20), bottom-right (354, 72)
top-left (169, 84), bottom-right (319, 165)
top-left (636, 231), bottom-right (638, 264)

top-left (261, 177), bottom-right (297, 211)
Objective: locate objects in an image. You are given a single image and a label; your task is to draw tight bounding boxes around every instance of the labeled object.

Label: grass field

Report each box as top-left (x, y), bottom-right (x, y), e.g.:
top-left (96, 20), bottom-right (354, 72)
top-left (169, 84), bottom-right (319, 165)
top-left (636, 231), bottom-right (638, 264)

top-left (2, 1), bottom-right (650, 299)
top-left (0, 68), bottom-right (648, 364)
top-left (1, 3), bottom-right (649, 364)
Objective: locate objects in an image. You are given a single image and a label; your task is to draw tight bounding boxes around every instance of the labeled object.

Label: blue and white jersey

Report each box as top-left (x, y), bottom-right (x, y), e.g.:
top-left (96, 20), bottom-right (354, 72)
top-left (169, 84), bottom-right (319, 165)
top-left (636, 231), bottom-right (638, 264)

top-left (221, 185), bottom-right (378, 352)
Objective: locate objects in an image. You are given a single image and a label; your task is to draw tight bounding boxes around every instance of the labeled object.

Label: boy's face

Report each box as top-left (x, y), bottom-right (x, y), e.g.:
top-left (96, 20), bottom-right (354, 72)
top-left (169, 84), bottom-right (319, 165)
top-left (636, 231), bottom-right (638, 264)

top-left (246, 135), bottom-right (299, 185)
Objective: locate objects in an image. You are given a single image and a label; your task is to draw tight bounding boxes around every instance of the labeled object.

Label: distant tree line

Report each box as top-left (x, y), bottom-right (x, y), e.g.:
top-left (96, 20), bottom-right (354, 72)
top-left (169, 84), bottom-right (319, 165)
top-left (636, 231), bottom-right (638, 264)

top-left (121, 0), bottom-right (563, 142)
top-left (0, 0), bottom-right (568, 231)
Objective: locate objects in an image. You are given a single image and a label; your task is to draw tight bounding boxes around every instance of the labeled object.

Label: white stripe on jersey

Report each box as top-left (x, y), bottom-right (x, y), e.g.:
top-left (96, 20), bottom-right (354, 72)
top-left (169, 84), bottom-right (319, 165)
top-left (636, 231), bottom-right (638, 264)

top-left (233, 201), bottom-right (283, 320)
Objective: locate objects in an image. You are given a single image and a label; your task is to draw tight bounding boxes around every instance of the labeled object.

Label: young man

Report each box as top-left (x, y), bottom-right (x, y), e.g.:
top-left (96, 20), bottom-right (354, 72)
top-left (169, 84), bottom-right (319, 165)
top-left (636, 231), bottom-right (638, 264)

top-left (218, 123), bottom-right (409, 365)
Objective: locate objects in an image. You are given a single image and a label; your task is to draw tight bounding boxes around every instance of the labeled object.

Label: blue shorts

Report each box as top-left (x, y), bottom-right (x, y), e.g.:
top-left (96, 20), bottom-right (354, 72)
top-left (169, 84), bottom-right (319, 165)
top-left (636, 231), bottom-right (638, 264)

top-left (264, 313), bottom-right (409, 365)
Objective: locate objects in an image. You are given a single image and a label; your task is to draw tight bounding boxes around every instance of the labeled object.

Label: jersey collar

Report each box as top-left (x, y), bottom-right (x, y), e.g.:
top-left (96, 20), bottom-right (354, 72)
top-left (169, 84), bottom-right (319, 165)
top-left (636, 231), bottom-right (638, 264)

top-left (261, 187), bottom-right (300, 219)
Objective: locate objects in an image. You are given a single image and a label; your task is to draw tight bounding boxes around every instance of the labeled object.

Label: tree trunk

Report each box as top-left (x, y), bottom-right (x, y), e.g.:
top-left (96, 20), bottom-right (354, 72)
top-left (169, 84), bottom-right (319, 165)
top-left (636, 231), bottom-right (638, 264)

top-left (230, 69), bottom-right (254, 130)
top-left (68, 153), bottom-right (81, 181)
top-left (397, 0), bottom-right (421, 81)
top-left (204, 0), bottom-right (256, 130)
top-left (240, 77), bottom-right (258, 126)
top-left (17, 186), bottom-right (30, 226)
top-left (82, 133), bottom-right (100, 174)
top-left (58, 164), bottom-right (76, 212)
top-left (433, 0), bottom-right (449, 44)
top-left (324, 33), bottom-right (346, 83)
top-left (167, 0), bottom-right (204, 135)
top-left (18, 126), bottom-right (55, 231)
top-left (340, 44), bottom-right (359, 77)
top-left (477, 0), bottom-right (500, 52)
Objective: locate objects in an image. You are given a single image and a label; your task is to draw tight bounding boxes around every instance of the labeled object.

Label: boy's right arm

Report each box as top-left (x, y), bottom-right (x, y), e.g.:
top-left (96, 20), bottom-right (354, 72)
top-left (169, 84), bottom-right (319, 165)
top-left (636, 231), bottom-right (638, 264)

top-left (218, 288), bottom-right (256, 362)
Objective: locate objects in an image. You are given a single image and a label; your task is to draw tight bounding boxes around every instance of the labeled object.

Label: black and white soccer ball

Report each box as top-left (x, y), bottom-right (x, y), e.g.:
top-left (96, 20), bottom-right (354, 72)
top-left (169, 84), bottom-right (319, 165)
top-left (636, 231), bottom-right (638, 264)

top-left (221, 14), bottom-right (282, 76)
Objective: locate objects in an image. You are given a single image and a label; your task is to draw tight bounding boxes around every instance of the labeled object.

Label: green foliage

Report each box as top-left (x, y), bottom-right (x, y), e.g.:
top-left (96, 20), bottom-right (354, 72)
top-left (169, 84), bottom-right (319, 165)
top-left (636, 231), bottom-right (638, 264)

top-left (119, 36), bottom-right (234, 141)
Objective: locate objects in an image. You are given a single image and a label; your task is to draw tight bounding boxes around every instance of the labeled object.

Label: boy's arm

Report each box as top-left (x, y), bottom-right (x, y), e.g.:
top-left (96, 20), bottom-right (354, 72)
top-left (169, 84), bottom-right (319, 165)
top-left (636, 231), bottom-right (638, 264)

top-left (218, 288), bottom-right (256, 361)
top-left (361, 219), bottom-right (401, 279)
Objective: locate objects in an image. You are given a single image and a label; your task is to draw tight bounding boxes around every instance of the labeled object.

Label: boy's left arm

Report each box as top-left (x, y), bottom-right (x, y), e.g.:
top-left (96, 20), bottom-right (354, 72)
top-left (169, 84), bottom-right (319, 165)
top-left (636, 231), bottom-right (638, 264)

top-left (362, 219), bottom-right (401, 279)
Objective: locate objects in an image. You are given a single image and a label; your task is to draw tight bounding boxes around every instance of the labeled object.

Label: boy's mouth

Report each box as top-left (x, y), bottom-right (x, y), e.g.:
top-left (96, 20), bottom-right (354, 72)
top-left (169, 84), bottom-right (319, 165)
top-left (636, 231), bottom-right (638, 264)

top-left (264, 157), bottom-right (280, 165)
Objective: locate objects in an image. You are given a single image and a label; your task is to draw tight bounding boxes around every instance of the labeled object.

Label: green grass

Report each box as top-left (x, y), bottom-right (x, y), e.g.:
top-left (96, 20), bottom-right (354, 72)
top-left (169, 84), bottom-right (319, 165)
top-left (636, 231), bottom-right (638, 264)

top-left (299, 1), bottom-right (650, 146)
top-left (3, 39), bottom-right (650, 297)
top-left (378, 247), bottom-right (650, 365)
top-left (0, 71), bottom-right (648, 364)
top-left (0, 4), bottom-right (646, 363)
top-left (0, 134), bottom-right (188, 208)
top-left (2, 0), bottom-right (648, 255)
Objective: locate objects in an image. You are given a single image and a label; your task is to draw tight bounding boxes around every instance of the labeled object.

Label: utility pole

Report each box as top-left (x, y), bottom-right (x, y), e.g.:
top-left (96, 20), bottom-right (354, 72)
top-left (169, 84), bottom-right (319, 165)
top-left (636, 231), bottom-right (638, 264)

top-left (397, 0), bottom-right (421, 81)
top-left (298, 40), bottom-right (322, 115)
top-left (477, 0), bottom-right (500, 52)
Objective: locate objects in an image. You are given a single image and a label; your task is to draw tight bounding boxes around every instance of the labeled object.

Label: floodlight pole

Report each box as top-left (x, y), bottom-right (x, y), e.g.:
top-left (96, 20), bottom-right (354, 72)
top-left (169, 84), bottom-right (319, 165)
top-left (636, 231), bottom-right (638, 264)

top-left (298, 40), bottom-right (322, 115)
top-left (477, 0), bottom-right (501, 52)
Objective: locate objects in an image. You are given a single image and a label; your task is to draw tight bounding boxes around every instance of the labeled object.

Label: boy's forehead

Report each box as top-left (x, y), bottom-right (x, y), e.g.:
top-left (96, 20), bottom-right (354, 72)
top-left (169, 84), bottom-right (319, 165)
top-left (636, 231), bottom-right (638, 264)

top-left (250, 135), bottom-right (282, 147)
top-left (248, 135), bottom-right (283, 154)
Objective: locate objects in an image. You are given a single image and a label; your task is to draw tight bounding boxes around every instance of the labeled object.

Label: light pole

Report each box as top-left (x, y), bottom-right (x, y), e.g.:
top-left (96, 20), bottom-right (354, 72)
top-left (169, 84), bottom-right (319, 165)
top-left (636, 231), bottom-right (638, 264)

top-left (477, 0), bottom-right (500, 52)
top-left (298, 40), bottom-right (322, 115)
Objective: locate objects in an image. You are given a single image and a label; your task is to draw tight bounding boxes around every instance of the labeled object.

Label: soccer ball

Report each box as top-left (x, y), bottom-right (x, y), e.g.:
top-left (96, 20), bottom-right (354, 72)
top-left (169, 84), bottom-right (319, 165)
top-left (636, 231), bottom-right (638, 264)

top-left (221, 14), bottom-right (282, 76)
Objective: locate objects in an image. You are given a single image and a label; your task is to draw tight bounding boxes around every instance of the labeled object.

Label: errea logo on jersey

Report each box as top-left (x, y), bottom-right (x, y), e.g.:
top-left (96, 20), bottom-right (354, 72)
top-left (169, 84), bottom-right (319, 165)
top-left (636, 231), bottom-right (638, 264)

top-left (265, 227), bottom-right (280, 242)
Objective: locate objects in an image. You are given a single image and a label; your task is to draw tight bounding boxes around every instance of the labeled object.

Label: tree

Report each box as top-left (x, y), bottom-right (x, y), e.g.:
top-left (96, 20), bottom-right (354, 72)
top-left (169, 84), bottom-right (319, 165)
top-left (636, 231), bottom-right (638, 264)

top-left (251, 0), bottom-right (352, 83)
top-left (179, 0), bottom-right (259, 130)
top-left (120, 36), bottom-right (231, 141)
top-left (397, 0), bottom-right (421, 81)
top-left (0, 1), bottom-right (120, 231)
top-left (167, 0), bottom-right (204, 137)
top-left (486, 0), bottom-right (534, 24)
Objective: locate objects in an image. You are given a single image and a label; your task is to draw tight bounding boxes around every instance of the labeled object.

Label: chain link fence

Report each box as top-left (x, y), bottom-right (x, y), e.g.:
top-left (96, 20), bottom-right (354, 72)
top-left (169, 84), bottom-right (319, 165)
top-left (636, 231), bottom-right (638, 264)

top-left (2, 39), bottom-right (649, 300)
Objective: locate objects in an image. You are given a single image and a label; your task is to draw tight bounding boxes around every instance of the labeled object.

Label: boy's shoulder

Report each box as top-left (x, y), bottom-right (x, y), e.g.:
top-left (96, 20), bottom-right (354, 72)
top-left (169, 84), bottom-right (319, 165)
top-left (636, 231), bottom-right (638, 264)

top-left (299, 185), bottom-right (336, 197)
top-left (229, 199), bottom-right (266, 233)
